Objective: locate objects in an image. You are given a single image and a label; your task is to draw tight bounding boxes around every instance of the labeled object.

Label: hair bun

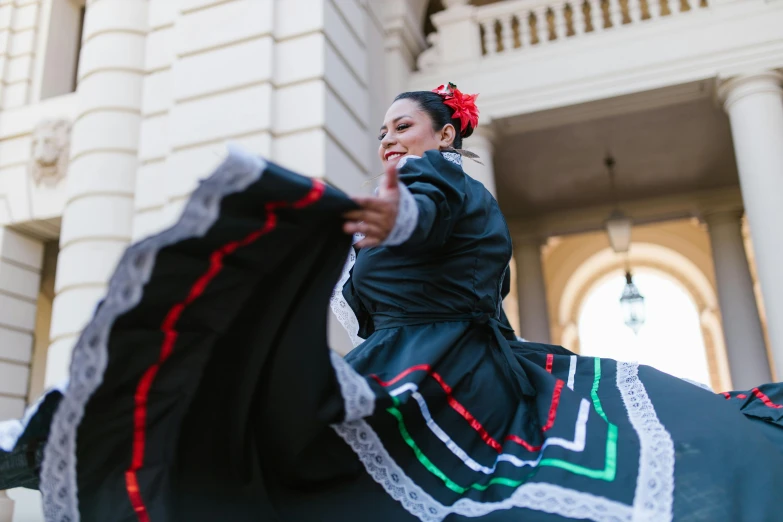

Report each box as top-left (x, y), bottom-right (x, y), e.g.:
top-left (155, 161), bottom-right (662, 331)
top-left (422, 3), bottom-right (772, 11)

top-left (431, 82), bottom-right (479, 137)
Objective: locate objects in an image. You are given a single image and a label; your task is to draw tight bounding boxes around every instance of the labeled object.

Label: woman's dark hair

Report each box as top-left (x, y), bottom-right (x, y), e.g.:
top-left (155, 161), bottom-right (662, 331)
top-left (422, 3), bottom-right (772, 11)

top-left (393, 91), bottom-right (474, 149)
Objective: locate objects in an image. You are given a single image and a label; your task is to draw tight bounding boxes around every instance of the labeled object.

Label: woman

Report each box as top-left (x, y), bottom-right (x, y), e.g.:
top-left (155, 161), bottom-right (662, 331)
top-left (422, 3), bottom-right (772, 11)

top-left (2, 84), bottom-right (783, 522)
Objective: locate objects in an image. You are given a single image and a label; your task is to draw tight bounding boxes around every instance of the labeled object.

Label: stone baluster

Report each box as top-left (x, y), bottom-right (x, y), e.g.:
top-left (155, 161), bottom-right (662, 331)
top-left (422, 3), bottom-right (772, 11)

top-left (647, 0), bottom-right (661, 19)
top-left (481, 19), bottom-right (498, 55)
top-left (573, 1), bottom-right (587, 35)
top-left (499, 13), bottom-right (515, 52)
top-left (553, 3), bottom-right (567, 40)
top-left (519, 10), bottom-right (533, 46)
top-left (534, 6), bottom-right (550, 44)
top-left (589, 0), bottom-right (605, 30)
top-left (629, 0), bottom-right (643, 22)
top-left (608, 0), bottom-right (622, 27)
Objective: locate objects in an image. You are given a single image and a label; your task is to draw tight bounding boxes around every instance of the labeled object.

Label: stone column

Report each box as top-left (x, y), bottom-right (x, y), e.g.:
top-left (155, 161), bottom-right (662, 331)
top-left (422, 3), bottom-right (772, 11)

top-left (383, 0), bottom-right (426, 103)
top-left (46, 0), bottom-right (148, 386)
top-left (463, 124), bottom-right (497, 196)
top-left (513, 236), bottom-right (552, 343)
top-left (431, 0), bottom-right (481, 64)
top-left (0, 0), bottom-right (42, 109)
top-left (0, 228), bottom-right (43, 418)
top-left (718, 71), bottom-right (783, 380)
top-left (0, 490), bottom-right (13, 522)
top-left (704, 210), bottom-right (771, 388)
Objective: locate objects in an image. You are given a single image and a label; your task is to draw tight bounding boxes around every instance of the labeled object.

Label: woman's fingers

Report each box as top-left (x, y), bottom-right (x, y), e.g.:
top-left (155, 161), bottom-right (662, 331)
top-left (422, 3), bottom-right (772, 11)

top-left (354, 236), bottom-right (380, 249)
top-left (342, 174), bottom-right (401, 245)
top-left (350, 196), bottom-right (396, 212)
top-left (382, 163), bottom-right (398, 192)
top-left (343, 221), bottom-right (384, 238)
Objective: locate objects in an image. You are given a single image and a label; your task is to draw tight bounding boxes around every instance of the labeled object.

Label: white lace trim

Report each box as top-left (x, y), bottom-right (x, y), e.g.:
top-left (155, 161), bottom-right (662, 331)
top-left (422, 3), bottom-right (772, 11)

top-left (441, 151), bottom-right (462, 166)
top-left (0, 381), bottom-right (67, 452)
top-left (395, 155), bottom-right (420, 170)
top-left (0, 420), bottom-right (24, 453)
top-left (331, 358), bottom-right (674, 522)
top-left (329, 351), bottom-right (375, 421)
top-left (382, 182), bottom-right (418, 247)
top-left (617, 362), bottom-right (675, 522)
top-left (39, 144), bottom-right (266, 522)
top-left (329, 240), bottom-right (365, 349)
top-left (332, 420), bottom-right (633, 521)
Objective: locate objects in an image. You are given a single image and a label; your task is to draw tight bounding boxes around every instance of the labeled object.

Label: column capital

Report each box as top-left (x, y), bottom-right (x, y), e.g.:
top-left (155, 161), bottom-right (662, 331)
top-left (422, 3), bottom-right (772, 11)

top-left (464, 123), bottom-right (497, 156)
top-left (510, 231), bottom-right (548, 248)
top-left (717, 71), bottom-right (783, 112)
top-left (702, 208), bottom-right (744, 227)
top-left (383, 1), bottom-right (427, 61)
top-left (471, 122), bottom-right (496, 141)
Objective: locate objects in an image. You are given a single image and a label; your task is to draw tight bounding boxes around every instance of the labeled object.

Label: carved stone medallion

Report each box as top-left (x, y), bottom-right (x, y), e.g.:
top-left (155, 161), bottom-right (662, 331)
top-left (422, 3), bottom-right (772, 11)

top-left (29, 119), bottom-right (71, 187)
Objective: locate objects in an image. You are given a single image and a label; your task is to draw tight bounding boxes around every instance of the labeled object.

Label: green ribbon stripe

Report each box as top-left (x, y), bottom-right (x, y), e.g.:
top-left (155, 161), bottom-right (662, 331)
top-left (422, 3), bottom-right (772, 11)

top-left (385, 357), bottom-right (618, 494)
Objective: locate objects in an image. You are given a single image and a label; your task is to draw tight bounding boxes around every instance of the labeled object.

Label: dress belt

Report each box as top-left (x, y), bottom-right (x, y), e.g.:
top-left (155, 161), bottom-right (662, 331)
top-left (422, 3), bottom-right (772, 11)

top-left (372, 311), bottom-right (536, 399)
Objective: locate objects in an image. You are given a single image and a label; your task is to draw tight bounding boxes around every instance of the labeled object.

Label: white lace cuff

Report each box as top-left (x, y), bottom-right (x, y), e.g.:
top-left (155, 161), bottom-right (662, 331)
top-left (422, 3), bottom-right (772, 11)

top-left (382, 182), bottom-right (418, 246)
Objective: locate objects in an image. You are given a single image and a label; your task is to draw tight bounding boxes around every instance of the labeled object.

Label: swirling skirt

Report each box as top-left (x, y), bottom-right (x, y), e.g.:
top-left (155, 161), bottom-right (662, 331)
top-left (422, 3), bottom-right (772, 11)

top-left (2, 147), bottom-right (783, 522)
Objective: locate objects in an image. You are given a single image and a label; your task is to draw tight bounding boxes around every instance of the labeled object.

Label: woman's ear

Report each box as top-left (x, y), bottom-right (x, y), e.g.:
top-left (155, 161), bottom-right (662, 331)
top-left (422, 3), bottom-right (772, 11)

top-left (439, 123), bottom-right (457, 149)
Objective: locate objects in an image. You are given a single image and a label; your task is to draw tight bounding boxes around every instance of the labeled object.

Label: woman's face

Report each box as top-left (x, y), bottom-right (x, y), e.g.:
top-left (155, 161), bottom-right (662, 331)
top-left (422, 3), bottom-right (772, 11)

top-left (377, 98), bottom-right (455, 169)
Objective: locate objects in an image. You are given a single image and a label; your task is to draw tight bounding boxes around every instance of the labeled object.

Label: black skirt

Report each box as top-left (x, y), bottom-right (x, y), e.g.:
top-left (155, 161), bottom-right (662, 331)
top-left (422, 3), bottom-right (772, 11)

top-left (2, 146), bottom-right (783, 522)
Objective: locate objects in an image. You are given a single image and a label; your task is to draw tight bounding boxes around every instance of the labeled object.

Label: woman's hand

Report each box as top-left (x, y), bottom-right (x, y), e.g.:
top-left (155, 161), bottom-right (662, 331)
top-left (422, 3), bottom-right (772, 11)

top-left (343, 162), bottom-right (400, 248)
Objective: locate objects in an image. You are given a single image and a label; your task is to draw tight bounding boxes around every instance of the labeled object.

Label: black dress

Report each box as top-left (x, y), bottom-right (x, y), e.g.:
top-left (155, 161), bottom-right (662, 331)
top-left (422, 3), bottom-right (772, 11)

top-left (2, 146), bottom-right (783, 522)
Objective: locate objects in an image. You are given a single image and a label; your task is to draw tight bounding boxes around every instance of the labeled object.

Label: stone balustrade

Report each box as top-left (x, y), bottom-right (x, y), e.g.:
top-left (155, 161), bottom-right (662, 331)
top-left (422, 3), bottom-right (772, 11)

top-left (423, 0), bottom-right (710, 66)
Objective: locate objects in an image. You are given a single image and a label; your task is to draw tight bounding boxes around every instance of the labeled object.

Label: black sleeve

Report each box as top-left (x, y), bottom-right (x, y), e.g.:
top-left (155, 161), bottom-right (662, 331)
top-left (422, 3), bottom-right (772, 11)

top-left (389, 150), bottom-right (467, 255)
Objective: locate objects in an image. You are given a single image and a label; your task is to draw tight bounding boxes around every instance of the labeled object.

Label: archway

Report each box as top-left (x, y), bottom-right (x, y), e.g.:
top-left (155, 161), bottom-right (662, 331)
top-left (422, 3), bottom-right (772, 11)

top-left (578, 268), bottom-right (713, 386)
top-left (548, 236), bottom-right (731, 390)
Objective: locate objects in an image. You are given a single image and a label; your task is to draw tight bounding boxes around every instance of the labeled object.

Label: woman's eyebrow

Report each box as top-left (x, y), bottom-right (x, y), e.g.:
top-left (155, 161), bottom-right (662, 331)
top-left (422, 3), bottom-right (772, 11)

top-left (379, 115), bottom-right (411, 132)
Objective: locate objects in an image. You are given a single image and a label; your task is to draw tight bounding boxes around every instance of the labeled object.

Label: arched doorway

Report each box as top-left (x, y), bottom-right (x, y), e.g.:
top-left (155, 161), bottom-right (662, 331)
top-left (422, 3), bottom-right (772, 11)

top-left (578, 269), bottom-right (712, 386)
top-left (543, 221), bottom-right (733, 391)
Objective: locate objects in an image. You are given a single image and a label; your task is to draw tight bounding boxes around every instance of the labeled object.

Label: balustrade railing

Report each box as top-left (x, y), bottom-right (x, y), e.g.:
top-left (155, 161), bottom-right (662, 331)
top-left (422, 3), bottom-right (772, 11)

top-left (477, 0), bottom-right (707, 55)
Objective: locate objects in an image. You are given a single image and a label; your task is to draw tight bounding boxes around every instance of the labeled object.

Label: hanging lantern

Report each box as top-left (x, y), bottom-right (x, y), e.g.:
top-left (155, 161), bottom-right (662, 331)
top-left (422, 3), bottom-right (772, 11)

top-left (605, 209), bottom-right (633, 254)
top-left (620, 271), bottom-right (645, 334)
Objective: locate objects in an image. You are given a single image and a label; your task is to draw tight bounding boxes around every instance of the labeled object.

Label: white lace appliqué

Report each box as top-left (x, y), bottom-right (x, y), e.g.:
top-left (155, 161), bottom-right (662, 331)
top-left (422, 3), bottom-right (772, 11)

top-left (329, 351), bottom-right (375, 421)
top-left (329, 234), bottom-right (365, 348)
top-left (617, 362), bottom-right (675, 522)
top-left (330, 359), bottom-right (674, 522)
top-left (441, 151), bottom-right (462, 166)
top-left (39, 144), bottom-right (266, 522)
top-left (0, 381), bottom-right (67, 452)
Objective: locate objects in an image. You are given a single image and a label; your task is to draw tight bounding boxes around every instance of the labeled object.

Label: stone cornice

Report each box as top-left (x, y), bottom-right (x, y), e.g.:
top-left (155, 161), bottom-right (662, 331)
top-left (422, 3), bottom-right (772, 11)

top-left (506, 186), bottom-right (744, 240)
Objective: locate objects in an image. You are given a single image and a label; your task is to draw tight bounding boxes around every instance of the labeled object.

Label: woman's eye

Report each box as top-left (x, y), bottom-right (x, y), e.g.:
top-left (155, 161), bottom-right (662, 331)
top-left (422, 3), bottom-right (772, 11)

top-left (396, 124), bottom-right (409, 131)
top-left (377, 132), bottom-right (386, 141)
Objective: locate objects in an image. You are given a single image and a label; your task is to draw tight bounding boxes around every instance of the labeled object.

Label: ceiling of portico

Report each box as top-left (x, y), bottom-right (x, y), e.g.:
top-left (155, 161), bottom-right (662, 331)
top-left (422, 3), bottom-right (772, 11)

top-left (494, 98), bottom-right (739, 220)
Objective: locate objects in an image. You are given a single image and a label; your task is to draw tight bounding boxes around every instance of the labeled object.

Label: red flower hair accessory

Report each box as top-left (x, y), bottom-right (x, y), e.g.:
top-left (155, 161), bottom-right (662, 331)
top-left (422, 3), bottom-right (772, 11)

top-left (431, 82), bottom-right (479, 136)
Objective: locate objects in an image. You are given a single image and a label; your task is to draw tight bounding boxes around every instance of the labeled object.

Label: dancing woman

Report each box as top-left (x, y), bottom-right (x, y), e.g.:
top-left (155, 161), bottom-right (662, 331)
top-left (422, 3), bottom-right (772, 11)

top-left (2, 83), bottom-right (783, 522)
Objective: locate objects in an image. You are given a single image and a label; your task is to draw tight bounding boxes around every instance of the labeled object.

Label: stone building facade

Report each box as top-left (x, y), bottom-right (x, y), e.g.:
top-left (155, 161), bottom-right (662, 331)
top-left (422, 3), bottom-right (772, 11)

top-left (2, 0), bottom-right (783, 519)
